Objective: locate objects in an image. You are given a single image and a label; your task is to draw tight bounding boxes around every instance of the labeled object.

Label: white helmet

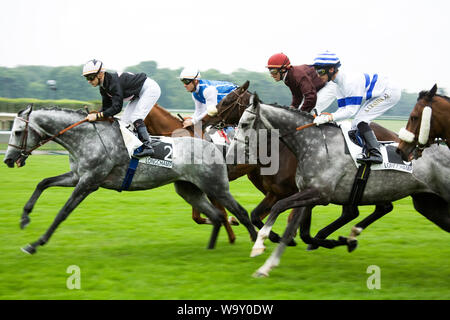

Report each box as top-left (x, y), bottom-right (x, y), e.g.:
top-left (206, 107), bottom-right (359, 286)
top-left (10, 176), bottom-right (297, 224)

top-left (179, 67), bottom-right (201, 80)
top-left (82, 59), bottom-right (105, 76)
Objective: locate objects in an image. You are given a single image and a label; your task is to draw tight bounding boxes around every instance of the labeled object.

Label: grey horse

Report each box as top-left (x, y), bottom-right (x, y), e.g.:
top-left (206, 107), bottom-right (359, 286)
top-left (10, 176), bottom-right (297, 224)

top-left (229, 95), bottom-right (450, 277)
top-left (3, 105), bottom-right (258, 254)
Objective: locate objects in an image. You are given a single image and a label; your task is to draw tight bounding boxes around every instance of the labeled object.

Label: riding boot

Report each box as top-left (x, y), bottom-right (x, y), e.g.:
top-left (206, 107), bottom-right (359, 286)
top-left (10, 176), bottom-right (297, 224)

top-left (356, 122), bottom-right (383, 164)
top-left (133, 119), bottom-right (155, 158)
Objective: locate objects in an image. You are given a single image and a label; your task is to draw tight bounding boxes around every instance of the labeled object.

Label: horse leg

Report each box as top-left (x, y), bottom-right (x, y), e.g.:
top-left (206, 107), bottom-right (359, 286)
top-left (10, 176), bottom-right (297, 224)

top-left (174, 181), bottom-right (224, 249)
top-left (342, 203), bottom-right (394, 251)
top-left (209, 197), bottom-right (237, 244)
top-left (212, 191), bottom-right (258, 242)
top-left (250, 189), bottom-right (318, 257)
top-left (306, 204), bottom-right (360, 251)
top-left (250, 189), bottom-right (324, 257)
top-left (253, 208), bottom-right (305, 278)
top-left (21, 179), bottom-right (99, 255)
top-left (412, 193), bottom-right (450, 232)
top-left (250, 193), bottom-right (295, 245)
top-left (20, 172), bottom-right (78, 229)
top-left (192, 208), bottom-right (209, 224)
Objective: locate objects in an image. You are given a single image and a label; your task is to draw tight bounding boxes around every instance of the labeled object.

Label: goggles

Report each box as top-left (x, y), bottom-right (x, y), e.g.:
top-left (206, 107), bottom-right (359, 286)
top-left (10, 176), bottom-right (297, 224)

top-left (315, 68), bottom-right (327, 76)
top-left (181, 78), bottom-right (195, 85)
top-left (85, 74), bottom-right (97, 81)
top-left (268, 68), bottom-right (280, 75)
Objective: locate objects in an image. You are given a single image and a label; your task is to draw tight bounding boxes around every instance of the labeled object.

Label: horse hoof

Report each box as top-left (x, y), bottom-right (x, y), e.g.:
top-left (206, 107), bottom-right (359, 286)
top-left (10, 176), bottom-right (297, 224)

top-left (250, 247), bottom-right (265, 258)
top-left (287, 239), bottom-right (297, 247)
top-left (20, 217), bottom-right (30, 229)
top-left (252, 270), bottom-right (269, 278)
top-left (347, 239), bottom-right (358, 253)
top-left (307, 244), bottom-right (319, 251)
top-left (21, 244), bottom-right (36, 255)
top-left (229, 217), bottom-right (239, 226)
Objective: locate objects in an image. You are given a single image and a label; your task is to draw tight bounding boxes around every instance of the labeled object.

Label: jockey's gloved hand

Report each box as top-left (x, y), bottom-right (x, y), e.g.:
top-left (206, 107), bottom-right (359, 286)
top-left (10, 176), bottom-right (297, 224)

top-left (313, 113), bottom-right (333, 126)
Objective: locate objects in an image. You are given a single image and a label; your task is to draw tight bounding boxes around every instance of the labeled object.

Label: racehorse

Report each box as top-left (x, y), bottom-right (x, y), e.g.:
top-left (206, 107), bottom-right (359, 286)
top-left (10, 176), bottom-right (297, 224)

top-left (144, 104), bottom-right (239, 244)
top-left (3, 105), bottom-right (258, 254)
top-left (205, 81), bottom-right (401, 250)
top-left (230, 94), bottom-right (450, 277)
top-left (397, 84), bottom-right (450, 161)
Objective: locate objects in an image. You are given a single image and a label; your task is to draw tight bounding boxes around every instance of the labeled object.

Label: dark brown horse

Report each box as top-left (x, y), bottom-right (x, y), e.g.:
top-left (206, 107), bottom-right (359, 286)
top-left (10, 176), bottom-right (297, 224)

top-left (204, 81), bottom-right (402, 250)
top-left (143, 104), bottom-right (239, 243)
top-left (397, 84), bottom-right (450, 161)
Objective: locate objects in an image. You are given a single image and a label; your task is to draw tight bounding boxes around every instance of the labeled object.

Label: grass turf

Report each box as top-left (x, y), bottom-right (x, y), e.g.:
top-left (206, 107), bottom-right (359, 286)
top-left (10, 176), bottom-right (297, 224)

top-left (0, 155), bottom-right (448, 300)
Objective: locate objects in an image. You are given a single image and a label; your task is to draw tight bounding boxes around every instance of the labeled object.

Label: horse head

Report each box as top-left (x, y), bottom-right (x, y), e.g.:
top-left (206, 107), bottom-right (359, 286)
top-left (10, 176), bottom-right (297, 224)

top-left (397, 84), bottom-right (437, 161)
top-left (203, 80), bottom-right (251, 128)
top-left (3, 104), bottom-right (38, 168)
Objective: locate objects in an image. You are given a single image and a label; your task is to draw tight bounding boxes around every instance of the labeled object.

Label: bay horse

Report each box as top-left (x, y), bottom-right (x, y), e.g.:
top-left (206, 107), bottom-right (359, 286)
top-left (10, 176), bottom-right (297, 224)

top-left (3, 105), bottom-right (258, 254)
top-left (230, 94), bottom-right (450, 277)
top-left (204, 81), bottom-right (401, 250)
top-left (144, 104), bottom-right (239, 244)
top-left (397, 84), bottom-right (450, 161)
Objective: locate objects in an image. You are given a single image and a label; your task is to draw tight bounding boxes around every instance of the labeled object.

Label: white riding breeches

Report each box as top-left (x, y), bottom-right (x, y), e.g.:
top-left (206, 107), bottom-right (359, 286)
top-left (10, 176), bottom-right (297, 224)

top-left (120, 78), bottom-right (161, 125)
top-left (351, 84), bottom-right (401, 129)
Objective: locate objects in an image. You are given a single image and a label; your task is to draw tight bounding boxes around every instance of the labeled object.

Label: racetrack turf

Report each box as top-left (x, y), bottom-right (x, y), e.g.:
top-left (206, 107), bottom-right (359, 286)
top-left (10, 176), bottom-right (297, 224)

top-left (0, 155), bottom-right (448, 300)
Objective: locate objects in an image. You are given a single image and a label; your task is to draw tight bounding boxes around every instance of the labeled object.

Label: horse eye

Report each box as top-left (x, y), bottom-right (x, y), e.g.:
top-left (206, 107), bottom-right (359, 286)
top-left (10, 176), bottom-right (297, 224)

top-left (410, 116), bottom-right (418, 122)
top-left (241, 123), bottom-right (248, 128)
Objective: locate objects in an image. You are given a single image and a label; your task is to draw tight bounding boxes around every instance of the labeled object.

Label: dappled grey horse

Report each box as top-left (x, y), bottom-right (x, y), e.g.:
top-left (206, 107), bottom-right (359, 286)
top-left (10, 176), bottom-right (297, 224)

top-left (3, 105), bottom-right (257, 254)
top-left (230, 95), bottom-right (450, 277)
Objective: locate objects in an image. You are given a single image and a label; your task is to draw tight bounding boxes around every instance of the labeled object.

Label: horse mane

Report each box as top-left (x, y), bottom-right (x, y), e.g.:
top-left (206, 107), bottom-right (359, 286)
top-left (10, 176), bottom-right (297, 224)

top-left (262, 101), bottom-right (315, 120)
top-left (418, 90), bottom-right (450, 103)
top-left (18, 106), bottom-right (87, 116)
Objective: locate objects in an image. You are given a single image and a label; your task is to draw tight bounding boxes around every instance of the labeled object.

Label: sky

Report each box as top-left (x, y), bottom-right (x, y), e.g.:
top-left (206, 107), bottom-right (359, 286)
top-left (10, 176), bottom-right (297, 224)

top-left (0, 0), bottom-right (449, 93)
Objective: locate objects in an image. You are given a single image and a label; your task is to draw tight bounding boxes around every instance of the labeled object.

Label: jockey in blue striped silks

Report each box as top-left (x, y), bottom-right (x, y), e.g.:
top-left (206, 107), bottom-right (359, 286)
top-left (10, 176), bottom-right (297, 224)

top-left (179, 68), bottom-right (238, 128)
top-left (311, 51), bottom-right (402, 164)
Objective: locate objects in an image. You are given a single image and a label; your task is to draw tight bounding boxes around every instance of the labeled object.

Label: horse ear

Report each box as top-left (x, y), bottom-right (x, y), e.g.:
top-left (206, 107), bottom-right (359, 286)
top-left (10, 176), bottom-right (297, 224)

top-left (242, 80), bottom-right (250, 91)
top-left (26, 104), bottom-right (33, 114)
top-left (253, 92), bottom-right (261, 107)
top-left (428, 84), bottom-right (437, 98)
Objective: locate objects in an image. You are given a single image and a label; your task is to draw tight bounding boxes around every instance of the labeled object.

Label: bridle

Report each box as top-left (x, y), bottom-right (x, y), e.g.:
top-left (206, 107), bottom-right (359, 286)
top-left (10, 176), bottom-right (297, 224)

top-left (399, 101), bottom-right (434, 153)
top-left (214, 88), bottom-right (250, 126)
top-left (8, 107), bottom-right (88, 158)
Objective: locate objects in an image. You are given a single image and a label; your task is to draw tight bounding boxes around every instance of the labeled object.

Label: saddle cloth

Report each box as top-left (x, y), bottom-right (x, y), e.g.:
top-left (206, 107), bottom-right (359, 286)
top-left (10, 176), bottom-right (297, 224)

top-left (339, 121), bottom-right (412, 173)
top-left (118, 120), bottom-right (174, 168)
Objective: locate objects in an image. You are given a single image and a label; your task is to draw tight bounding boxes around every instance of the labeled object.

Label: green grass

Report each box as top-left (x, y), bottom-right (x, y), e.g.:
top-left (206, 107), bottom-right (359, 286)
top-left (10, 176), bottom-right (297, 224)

top-left (0, 155), bottom-right (449, 300)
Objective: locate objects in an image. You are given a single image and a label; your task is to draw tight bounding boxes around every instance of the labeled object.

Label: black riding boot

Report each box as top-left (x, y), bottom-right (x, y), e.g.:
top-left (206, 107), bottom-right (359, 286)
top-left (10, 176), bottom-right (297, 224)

top-left (133, 119), bottom-right (155, 158)
top-left (356, 122), bottom-right (383, 164)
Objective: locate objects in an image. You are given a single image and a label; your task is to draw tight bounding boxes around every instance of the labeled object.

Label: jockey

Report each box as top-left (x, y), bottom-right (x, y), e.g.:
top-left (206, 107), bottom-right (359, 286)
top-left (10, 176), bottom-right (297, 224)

top-left (82, 59), bottom-right (161, 158)
top-left (179, 67), bottom-right (238, 128)
top-left (266, 53), bottom-right (326, 113)
top-left (311, 51), bottom-right (402, 164)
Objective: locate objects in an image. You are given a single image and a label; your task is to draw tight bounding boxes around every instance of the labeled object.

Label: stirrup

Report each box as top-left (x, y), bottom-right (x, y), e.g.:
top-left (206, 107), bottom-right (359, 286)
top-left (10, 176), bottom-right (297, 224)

top-left (356, 152), bottom-right (382, 164)
top-left (133, 146), bottom-right (155, 158)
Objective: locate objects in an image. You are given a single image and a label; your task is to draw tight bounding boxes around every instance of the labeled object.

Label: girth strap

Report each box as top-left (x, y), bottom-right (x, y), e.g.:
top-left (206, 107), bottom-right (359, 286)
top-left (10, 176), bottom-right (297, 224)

top-left (348, 163), bottom-right (371, 205)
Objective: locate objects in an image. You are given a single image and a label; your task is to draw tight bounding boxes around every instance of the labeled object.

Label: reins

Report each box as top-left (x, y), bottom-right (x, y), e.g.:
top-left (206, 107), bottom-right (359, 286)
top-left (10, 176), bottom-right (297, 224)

top-left (9, 115), bottom-right (88, 156)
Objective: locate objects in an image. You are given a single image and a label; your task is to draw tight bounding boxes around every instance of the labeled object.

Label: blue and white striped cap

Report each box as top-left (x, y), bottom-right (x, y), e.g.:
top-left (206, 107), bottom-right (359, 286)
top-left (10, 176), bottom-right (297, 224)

top-left (312, 51), bottom-right (341, 68)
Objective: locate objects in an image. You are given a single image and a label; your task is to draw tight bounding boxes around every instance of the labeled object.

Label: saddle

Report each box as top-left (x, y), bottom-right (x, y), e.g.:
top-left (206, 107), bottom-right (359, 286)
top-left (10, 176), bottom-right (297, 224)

top-left (339, 121), bottom-right (412, 173)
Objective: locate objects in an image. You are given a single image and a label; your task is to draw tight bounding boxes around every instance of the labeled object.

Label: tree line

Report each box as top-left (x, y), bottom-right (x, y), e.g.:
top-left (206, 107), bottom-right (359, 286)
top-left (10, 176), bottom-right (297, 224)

top-left (0, 60), bottom-right (428, 117)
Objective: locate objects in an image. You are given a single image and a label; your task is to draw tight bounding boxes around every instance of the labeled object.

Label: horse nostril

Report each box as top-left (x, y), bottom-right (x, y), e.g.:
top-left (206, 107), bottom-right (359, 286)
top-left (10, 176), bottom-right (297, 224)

top-left (4, 158), bottom-right (14, 168)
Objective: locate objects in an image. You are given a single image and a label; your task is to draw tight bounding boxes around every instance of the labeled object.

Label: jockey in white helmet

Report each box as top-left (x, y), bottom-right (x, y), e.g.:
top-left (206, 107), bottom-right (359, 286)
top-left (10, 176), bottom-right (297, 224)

top-left (311, 51), bottom-right (401, 164)
top-left (82, 59), bottom-right (161, 158)
top-left (179, 67), bottom-right (237, 128)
